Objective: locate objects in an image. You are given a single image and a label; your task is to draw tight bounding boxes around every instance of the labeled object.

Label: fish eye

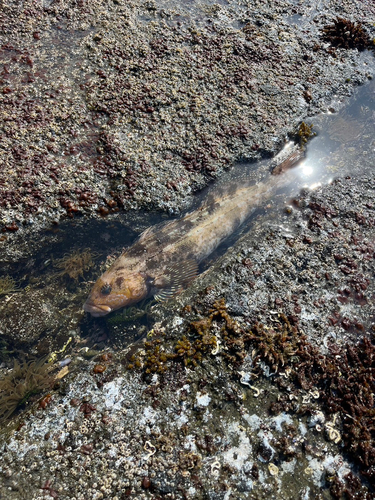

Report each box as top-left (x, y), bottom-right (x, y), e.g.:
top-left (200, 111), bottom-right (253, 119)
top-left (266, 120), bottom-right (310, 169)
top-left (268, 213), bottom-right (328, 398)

top-left (100, 283), bottom-right (112, 295)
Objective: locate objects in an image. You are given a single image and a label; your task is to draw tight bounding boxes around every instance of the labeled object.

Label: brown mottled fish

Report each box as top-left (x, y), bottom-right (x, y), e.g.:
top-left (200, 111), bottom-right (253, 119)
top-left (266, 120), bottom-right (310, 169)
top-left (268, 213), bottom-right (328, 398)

top-left (84, 149), bottom-right (303, 317)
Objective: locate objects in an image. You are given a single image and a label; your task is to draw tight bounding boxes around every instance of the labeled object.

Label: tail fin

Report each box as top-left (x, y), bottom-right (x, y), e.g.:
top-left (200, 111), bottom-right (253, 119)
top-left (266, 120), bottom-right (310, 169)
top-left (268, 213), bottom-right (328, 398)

top-left (271, 145), bottom-right (305, 176)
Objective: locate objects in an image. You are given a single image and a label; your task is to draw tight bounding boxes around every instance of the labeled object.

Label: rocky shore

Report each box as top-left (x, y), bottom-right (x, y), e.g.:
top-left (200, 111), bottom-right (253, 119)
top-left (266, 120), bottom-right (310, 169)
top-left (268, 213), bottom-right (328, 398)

top-left (0, 0), bottom-right (375, 498)
top-left (0, 0), bottom-right (374, 231)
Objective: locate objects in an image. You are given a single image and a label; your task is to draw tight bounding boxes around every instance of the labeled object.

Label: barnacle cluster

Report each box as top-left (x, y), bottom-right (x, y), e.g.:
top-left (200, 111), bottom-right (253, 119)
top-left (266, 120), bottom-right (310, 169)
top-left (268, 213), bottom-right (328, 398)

top-left (178, 451), bottom-right (202, 471)
top-left (0, 275), bottom-right (21, 295)
top-left (321, 18), bottom-right (371, 51)
top-left (0, 356), bottom-right (55, 423)
top-left (53, 249), bottom-right (96, 281)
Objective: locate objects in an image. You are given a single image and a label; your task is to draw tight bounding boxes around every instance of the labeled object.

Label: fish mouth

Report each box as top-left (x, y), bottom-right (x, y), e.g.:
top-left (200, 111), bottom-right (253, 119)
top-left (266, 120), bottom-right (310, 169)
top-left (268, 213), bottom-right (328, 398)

top-left (83, 301), bottom-right (112, 317)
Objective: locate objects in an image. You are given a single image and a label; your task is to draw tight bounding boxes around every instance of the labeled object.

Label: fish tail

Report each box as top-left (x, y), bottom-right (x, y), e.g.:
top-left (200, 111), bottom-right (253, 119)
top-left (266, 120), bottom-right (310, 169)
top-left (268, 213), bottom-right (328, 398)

top-left (271, 146), bottom-right (305, 176)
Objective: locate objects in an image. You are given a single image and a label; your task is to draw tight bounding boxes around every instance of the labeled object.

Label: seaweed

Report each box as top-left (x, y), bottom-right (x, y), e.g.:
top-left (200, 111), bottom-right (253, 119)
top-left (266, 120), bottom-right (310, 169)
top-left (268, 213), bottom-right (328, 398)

top-left (106, 299), bottom-right (155, 325)
top-left (0, 356), bottom-right (55, 423)
top-left (53, 249), bottom-right (96, 281)
top-left (133, 338), bottom-right (177, 374)
top-left (174, 332), bottom-right (217, 367)
top-left (0, 275), bottom-right (21, 295)
top-left (273, 333), bottom-right (375, 487)
top-left (245, 316), bottom-right (299, 372)
top-left (206, 300), bottom-right (301, 371)
top-left (0, 338), bottom-right (14, 361)
top-left (126, 295), bottom-right (375, 489)
top-left (321, 18), bottom-right (371, 51)
top-left (297, 122), bottom-right (315, 149)
top-left (328, 471), bottom-right (372, 499)
top-left (128, 299), bottom-right (301, 374)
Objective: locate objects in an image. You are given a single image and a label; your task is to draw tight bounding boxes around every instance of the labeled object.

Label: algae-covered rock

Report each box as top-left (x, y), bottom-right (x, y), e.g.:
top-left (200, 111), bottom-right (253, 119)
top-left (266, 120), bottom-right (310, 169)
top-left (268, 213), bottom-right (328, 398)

top-left (0, 0), bottom-right (375, 498)
top-left (0, 287), bottom-right (84, 349)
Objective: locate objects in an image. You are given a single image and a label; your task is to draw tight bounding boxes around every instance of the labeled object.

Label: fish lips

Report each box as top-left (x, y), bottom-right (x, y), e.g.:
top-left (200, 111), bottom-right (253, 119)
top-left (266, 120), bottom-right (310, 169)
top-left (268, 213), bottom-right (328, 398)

top-left (83, 301), bottom-right (112, 317)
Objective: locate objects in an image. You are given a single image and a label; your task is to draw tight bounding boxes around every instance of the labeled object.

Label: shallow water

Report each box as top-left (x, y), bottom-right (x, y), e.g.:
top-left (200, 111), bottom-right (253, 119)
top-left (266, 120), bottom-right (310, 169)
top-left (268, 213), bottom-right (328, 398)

top-left (204, 75), bottom-right (375, 250)
top-left (0, 77), bottom-right (374, 358)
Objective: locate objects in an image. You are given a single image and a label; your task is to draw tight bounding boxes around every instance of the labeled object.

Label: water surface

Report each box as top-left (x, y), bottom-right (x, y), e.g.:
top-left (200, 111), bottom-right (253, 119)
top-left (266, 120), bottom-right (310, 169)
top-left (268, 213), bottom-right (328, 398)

top-left (0, 78), bottom-right (374, 357)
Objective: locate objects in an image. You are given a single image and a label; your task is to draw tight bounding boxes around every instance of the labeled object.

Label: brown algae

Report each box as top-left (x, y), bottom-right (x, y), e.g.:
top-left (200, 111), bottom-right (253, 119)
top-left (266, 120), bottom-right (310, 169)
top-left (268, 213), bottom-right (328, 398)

top-left (297, 122), bottom-right (316, 149)
top-left (321, 17), bottom-right (372, 51)
top-left (0, 275), bottom-right (21, 296)
top-left (0, 357), bottom-right (55, 423)
top-left (53, 249), bottom-right (96, 281)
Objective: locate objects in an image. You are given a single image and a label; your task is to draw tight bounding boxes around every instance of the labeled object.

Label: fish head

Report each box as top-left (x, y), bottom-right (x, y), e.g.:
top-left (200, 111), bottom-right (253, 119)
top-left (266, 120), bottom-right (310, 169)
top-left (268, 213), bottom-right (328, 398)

top-left (83, 270), bottom-right (148, 317)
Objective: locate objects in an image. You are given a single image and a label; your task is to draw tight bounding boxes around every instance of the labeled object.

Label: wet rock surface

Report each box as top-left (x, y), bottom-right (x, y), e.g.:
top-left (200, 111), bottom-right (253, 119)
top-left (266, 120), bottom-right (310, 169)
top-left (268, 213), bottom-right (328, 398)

top-left (0, 178), bottom-right (375, 498)
top-left (1, 0), bottom-right (375, 499)
top-left (0, 0), bottom-right (374, 231)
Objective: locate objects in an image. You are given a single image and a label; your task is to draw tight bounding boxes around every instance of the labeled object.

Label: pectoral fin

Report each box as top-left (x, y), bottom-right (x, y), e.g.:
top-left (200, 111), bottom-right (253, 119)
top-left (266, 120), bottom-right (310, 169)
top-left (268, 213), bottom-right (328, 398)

top-left (154, 259), bottom-right (199, 302)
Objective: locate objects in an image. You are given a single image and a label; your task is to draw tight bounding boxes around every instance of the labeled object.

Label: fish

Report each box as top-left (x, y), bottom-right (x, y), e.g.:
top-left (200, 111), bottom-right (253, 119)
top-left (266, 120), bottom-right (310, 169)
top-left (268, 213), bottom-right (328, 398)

top-left (83, 148), bottom-right (303, 317)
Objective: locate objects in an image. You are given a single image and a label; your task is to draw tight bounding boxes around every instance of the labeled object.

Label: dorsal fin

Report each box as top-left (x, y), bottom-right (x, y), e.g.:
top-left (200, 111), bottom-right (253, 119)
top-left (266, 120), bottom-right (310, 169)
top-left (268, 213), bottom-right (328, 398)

top-left (137, 219), bottom-right (175, 243)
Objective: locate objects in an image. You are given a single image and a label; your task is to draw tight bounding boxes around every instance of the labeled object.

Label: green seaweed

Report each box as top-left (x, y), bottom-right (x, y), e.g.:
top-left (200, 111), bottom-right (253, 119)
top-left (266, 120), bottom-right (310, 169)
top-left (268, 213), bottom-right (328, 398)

top-left (106, 299), bottom-right (156, 325)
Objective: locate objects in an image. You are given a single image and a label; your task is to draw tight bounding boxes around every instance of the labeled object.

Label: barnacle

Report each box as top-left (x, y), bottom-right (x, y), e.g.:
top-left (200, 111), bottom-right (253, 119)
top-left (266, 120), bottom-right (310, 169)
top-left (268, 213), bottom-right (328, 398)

top-left (53, 249), bottom-right (96, 281)
top-left (179, 451), bottom-right (202, 470)
top-left (321, 17), bottom-right (371, 51)
top-left (0, 356), bottom-right (55, 423)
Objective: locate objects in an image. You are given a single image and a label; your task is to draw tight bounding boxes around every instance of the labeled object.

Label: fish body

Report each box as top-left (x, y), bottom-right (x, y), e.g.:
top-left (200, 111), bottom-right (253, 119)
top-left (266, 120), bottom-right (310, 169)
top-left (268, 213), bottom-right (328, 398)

top-left (84, 153), bottom-right (301, 317)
